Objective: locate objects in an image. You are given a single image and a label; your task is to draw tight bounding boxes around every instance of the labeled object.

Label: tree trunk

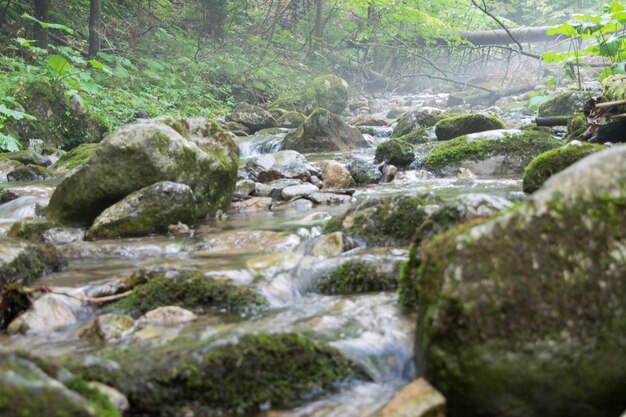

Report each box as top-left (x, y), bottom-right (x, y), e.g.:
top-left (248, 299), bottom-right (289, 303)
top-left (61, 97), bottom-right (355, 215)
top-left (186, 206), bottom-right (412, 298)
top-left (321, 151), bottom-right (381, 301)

top-left (88, 0), bottom-right (101, 57)
top-left (33, 0), bottom-right (49, 48)
top-left (313, 0), bottom-right (322, 50)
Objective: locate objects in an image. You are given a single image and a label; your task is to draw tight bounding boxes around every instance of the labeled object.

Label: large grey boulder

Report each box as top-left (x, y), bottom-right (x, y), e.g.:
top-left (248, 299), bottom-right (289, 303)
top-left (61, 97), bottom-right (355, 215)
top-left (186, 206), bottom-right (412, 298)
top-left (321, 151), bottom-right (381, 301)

top-left (46, 118), bottom-right (238, 226)
top-left (283, 108), bottom-right (368, 153)
top-left (87, 181), bottom-right (197, 239)
top-left (409, 146), bottom-right (626, 417)
top-left (226, 103), bottom-right (277, 133)
top-left (244, 150), bottom-right (312, 183)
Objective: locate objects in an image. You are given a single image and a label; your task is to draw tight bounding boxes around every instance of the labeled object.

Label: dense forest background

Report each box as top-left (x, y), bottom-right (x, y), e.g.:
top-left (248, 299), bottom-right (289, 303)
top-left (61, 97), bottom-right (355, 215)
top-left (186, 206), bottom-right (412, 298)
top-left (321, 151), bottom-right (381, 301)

top-left (0, 0), bottom-right (609, 150)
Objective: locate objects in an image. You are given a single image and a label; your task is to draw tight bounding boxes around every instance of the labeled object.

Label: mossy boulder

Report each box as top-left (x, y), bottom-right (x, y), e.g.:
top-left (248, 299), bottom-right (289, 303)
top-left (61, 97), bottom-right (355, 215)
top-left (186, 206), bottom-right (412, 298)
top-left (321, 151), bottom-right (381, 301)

top-left (537, 90), bottom-right (588, 117)
top-left (110, 269), bottom-right (265, 316)
top-left (6, 80), bottom-right (110, 150)
top-left (566, 112), bottom-right (588, 141)
top-left (226, 103), bottom-right (278, 134)
top-left (8, 219), bottom-right (59, 242)
top-left (422, 129), bottom-right (561, 176)
top-left (392, 108), bottom-right (446, 138)
top-left (0, 239), bottom-right (65, 289)
top-left (318, 260), bottom-right (397, 294)
top-left (72, 333), bottom-right (364, 415)
top-left (47, 118), bottom-right (239, 226)
top-left (346, 159), bottom-right (382, 185)
top-left (398, 128), bottom-right (432, 145)
top-left (375, 139), bottom-right (415, 168)
top-left (283, 108), bottom-right (368, 153)
top-left (277, 111), bottom-right (306, 128)
top-left (0, 150), bottom-right (50, 166)
top-left (0, 348), bottom-right (118, 417)
top-left (412, 146), bottom-right (626, 417)
top-left (6, 164), bottom-right (53, 182)
top-left (326, 195), bottom-right (437, 246)
top-left (87, 181), bottom-right (197, 239)
top-left (434, 114), bottom-right (506, 141)
top-left (0, 159), bottom-right (25, 182)
top-left (522, 142), bottom-right (607, 193)
top-left (53, 143), bottom-right (98, 174)
top-left (601, 74), bottom-right (626, 102)
top-left (299, 74), bottom-right (349, 115)
top-left (398, 193), bottom-right (513, 308)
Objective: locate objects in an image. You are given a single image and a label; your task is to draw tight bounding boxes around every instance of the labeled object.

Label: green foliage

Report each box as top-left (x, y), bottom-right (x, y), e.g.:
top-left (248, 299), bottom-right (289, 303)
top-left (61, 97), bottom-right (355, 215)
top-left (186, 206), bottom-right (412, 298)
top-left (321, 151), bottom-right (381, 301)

top-left (543, 1), bottom-right (626, 81)
top-left (318, 261), bottom-right (397, 294)
top-left (64, 378), bottom-right (121, 417)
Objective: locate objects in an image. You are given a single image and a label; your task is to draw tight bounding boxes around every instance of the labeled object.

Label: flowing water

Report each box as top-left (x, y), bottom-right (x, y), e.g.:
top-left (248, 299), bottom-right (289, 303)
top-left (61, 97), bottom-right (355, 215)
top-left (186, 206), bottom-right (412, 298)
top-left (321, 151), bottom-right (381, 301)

top-left (0, 93), bottom-right (525, 416)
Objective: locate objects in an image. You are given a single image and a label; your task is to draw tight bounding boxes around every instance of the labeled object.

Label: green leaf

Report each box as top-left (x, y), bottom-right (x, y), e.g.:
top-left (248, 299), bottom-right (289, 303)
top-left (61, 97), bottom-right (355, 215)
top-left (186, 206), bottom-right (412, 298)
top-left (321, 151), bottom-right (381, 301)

top-left (0, 104), bottom-right (36, 121)
top-left (16, 38), bottom-right (33, 47)
top-left (528, 94), bottom-right (553, 111)
top-left (88, 59), bottom-right (106, 70)
top-left (21, 13), bottom-right (74, 34)
top-left (547, 23), bottom-right (578, 37)
top-left (48, 54), bottom-right (70, 76)
top-left (0, 132), bottom-right (22, 152)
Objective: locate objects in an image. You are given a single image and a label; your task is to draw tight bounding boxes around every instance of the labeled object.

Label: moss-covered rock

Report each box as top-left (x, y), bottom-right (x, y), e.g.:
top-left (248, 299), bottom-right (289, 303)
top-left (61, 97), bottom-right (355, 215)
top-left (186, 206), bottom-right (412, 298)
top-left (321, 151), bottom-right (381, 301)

top-left (47, 118), bottom-right (238, 226)
top-left (64, 378), bottom-right (122, 417)
top-left (8, 219), bottom-right (59, 242)
top-left (346, 159), bottom-right (382, 185)
top-left (6, 80), bottom-right (110, 150)
top-left (375, 139), bottom-right (415, 168)
top-left (226, 103), bottom-right (277, 134)
top-left (566, 112), bottom-right (588, 141)
top-left (72, 333), bottom-right (364, 415)
top-left (328, 195), bottom-right (437, 247)
top-left (412, 146), bottom-right (626, 417)
top-left (318, 260), bottom-right (397, 294)
top-left (422, 129), bottom-right (562, 176)
top-left (6, 164), bottom-right (53, 182)
top-left (434, 114), bottom-right (506, 141)
top-left (392, 108), bottom-right (446, 138)
top-left (537, 90), bottom-right (589, 117)
top-left (283, 108), bottom-right (368, 153)
top-left (0, 348), bottom-right (115, 417)
top-left (268, 108), bottom-right (288, 119)
top-left (398, 193), bottom-right (512, 308)
top-left (397, 128), bottom-right (432, 145)
top-left (601, 74), bottom-right (626, 102)
top-left (53, 143), bottom-right (98, 173)
top-left (0, 239), bottom-right (65, 289)
top-left (299, 74), bottom-right (349, 115)
top-left (110, 270), bottom-right (265, 316)
top-left (225, 120), bottom-right (250, 135)
top-left (0, 150), bottom-right (50, 166)
top-left (277, 111), bottom-right (306, 128)
top-left (0, 159), bottom-right (25, 182)
top-left (87, 181), bottom-right (197, 239)
top-left (522, 142), bottom-right (607, 193)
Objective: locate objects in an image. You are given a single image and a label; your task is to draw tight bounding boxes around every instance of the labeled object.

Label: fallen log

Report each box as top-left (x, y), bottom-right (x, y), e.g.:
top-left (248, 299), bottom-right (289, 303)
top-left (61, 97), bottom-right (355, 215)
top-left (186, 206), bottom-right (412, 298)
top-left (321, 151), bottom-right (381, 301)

top-left (451, 84), bottom-right (535, 106)
top-left (460, 26), bottom-right (558, 46)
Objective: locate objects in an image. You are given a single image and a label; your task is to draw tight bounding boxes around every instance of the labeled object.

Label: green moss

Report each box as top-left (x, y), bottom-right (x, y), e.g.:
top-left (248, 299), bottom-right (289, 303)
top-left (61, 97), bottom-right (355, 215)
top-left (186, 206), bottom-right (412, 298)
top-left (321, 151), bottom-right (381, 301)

top-left (337, 195), bottom-right (435, 247)
top-left (392, 110), bottom-right (446, 138)
top-left (602, 75), bottom-right (626, 103)
top-left (0, 242), bottom-right (66, 289)
top-left (8, 219), bottom-right (59, 242)
top-left (256, 127), bottom-right (282, 135)
top-left (323, 215), bottom-right (344, 234)
top-left (110, 270), bottom-right (265, 316)
top-left (434, 114), bottom-right (506, 141)
top-left (64, 378), bottom-right (121, 417)
top-left (523, 143), bottom-right (607, 193)
top-left (277, 111), bottom-right (306, 128)
top-left (8, 80), bottom-right (110, 150)
top-left (0, 284), bottom-right (31, 332)
top-left (318, 261), bottom-right (396, 295)
top-left (398, 128), bottom-right (431, 145)
top-left (374, 139), bottom-right (415, 167)
top-left (566, 112), bottom-right (588, 141)
top-left (53, 144), bottom-right (98, 172)
top-left (72, 333), bottom-right (365, 415)
top-left (423, 130), bottom-right (562, 173)
top-left (537, 90), bottom-right (588, 118)
top-left (6, 164), bottom-right (53, 182)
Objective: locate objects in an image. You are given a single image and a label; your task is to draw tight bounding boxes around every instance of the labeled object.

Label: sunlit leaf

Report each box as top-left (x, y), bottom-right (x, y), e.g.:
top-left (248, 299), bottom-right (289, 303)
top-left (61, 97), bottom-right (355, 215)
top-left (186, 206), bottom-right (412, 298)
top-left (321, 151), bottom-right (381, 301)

top-left (21, 13), bottom-right (74, 34)
top-left (48, 54), bottom-right (70, 76)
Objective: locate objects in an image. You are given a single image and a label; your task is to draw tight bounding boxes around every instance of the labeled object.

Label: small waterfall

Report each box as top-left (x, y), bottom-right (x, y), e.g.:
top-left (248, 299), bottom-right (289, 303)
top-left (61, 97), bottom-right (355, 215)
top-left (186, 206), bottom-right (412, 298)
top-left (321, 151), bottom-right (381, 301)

top-left (237, 134), bottom-right (286, 158)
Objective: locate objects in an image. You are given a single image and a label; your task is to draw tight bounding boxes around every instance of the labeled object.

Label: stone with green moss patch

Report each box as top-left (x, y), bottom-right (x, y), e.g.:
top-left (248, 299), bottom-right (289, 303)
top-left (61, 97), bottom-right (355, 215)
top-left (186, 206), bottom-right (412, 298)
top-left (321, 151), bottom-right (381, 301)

top-left (397, 128), bottom-right (432, 145)
top-left (412, 146), bottom-right (626, 417)
top-left (299, 74), bottom-right (349, 115)
top-left (375, 139), bottom-right (415, 168)
top-left (47, 118), bottom-right (239, 226)
top-left (71, 333), bottom-right (364, 415)
top-left (423, 129), bottom-right (561, 176)
top-left (566, 112), bottom-right (588, 141)
top-left (7, 164), bottom-right (52, 182)
top-left (392, 108), bottom-right (446, 138)
top-left (8, 219), bottom-right (59, 242)
top-left (110, 270), bottom-right (265, 316)
top-left (434, 114), bottom-right (506, 141)
top-left (537, 90), bottom-right (589, 117)
top-left (522, 142), bottom-right (606, 193)
top-left (6, 80), bottom-right (110, 150)
top-left (0, 238), bottom-right (65, 289)
top-left (329, 195), bottom-right (437, 247)
top-left (318, 260), bottom-right (396, 294)
top-left (53, 143), bottom-right (98, 173)
top-left (602, 75), bottom-right (626, 103)
top-left (64, 378), bottom-right (121, 417)
top-left (277, 111), bottom-right (306, 128)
